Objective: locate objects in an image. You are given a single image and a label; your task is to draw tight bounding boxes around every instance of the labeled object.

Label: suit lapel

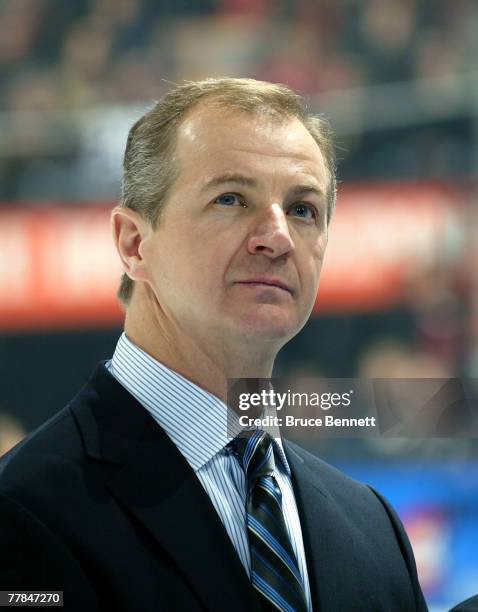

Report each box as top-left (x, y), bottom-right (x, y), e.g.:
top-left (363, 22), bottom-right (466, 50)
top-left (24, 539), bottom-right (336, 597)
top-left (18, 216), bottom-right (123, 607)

top-left (72, 363), bottom-right (262, 612)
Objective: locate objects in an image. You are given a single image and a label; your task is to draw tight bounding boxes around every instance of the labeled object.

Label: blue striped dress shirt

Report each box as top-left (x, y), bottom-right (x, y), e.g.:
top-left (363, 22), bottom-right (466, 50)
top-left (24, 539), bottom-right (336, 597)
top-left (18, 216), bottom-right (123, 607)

top-left (106, 333), bottom-right (312, 610)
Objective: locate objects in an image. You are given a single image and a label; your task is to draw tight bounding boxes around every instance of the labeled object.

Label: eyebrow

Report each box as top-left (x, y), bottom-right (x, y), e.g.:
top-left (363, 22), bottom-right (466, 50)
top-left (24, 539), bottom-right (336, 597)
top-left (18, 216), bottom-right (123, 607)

top-left (200, 173), bottom-right (258, 191)
top-left (201, 172), bottom-right (325, 200)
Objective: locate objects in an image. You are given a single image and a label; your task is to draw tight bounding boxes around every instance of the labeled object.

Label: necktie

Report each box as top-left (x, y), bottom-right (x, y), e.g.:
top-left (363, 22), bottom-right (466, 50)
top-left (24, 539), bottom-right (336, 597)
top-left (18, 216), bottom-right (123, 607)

top-left (232, 430), bottom-right (308, 612)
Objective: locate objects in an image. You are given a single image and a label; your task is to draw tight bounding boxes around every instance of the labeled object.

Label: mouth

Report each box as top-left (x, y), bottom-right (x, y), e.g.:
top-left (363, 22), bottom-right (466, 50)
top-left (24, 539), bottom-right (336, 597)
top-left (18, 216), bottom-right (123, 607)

top-left (235, 278), bottom-right (294, 294)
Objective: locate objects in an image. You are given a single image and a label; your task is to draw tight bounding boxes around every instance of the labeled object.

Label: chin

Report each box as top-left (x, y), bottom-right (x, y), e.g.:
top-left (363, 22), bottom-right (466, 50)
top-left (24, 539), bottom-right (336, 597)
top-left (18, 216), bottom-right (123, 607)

top-left (233, 308), bottom-right (303, 342)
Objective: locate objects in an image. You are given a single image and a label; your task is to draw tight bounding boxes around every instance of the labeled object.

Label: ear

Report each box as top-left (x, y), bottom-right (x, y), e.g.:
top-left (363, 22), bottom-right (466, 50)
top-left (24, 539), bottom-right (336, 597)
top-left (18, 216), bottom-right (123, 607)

top-left (111, 206), bottom-right (152, 283)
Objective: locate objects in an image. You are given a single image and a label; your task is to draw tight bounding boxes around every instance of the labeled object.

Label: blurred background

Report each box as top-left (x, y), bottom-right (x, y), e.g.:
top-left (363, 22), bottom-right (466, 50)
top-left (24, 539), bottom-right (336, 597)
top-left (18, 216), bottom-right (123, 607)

top-left (0, 0), bottom-right (477, 609)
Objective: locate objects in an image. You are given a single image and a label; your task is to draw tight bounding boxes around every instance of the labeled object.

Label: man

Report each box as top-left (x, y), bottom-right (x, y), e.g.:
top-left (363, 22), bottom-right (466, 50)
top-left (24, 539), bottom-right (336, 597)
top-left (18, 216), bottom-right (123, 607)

top-left (0, 78), bottom-right (427, 611)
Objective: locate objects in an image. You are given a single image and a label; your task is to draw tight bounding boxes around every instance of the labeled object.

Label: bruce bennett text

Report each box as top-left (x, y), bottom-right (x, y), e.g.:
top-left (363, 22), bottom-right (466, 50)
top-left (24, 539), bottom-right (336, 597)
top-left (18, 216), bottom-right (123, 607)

top-left (239, 415), bottom-right (377, 428)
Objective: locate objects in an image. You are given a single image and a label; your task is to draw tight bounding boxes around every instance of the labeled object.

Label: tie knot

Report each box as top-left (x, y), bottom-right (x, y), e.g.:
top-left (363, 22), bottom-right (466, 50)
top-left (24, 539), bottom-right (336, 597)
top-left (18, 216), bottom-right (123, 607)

top-left (231, 430), bottom-right (275, 484)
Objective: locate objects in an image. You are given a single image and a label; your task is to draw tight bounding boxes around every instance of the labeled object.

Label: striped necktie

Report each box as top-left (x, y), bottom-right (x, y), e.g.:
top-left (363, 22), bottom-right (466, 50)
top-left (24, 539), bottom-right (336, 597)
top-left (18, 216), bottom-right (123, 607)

top-left (232, 430), bottom-right (308, 612)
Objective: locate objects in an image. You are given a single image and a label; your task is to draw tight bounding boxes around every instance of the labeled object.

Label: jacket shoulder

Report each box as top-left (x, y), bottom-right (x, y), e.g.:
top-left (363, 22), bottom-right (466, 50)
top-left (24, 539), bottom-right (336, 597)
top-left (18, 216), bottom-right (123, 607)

top-left (0, 404), bottom-right (81, 486)
top-left (0, 365), bottom-right (116, 512)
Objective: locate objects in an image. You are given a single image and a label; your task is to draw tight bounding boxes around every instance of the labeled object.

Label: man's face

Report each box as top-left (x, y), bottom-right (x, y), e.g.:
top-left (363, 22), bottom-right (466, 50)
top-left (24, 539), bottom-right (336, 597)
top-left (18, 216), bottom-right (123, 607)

top-left (141, 107), bottom-right (329, 349)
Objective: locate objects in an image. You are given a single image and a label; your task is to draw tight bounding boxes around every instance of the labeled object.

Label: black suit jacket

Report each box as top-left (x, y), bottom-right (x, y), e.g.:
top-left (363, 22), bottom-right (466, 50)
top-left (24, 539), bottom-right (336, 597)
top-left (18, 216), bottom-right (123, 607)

top-left (0, 363), bottom-right (427, 611)
top-left (450, 596), bottom-right (478, 611)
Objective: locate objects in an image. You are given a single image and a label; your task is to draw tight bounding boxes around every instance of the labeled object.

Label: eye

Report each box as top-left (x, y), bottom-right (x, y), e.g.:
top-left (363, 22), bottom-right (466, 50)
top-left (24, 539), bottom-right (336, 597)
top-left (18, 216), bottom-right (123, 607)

top-left (288, 202), bottom-right (317, 221)
top-left (214, 193), bottom-right (245, 207)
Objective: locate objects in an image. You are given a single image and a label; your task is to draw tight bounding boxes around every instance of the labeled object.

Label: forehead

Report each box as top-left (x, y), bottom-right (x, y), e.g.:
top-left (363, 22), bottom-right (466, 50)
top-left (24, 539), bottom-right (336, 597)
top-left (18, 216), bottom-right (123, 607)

top-left (174, 107), bottom-right (328, 188)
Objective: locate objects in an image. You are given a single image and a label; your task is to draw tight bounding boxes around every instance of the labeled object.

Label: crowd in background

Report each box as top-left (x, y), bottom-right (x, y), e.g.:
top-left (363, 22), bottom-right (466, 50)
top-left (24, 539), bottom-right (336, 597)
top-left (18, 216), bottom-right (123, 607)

top-left (1, 0), bottom-right (477, 200)
top-left (1, 0), bottom-right (477, 108)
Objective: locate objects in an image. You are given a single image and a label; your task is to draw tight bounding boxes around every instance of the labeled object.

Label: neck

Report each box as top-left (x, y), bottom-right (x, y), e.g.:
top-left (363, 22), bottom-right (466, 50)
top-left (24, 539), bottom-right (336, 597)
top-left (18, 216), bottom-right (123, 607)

top-left (123, 292), bottom-right (279, 403)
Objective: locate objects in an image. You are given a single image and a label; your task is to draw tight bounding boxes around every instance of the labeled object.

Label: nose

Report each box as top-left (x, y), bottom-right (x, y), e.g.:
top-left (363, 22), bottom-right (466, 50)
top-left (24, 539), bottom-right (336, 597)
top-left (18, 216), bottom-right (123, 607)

top-left (247, 203), bottom-right (294, 259)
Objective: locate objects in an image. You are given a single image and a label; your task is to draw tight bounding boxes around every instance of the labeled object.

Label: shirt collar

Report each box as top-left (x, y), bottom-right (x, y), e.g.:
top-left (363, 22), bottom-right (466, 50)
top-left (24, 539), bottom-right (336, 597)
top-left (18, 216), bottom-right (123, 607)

top-left (108, 333), bottom-right (291, 475)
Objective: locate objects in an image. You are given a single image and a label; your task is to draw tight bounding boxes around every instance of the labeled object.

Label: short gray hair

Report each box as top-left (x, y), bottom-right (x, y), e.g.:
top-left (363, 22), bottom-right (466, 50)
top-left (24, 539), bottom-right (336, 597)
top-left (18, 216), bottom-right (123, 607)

top-left (118, 77), bottom-right (337, 306)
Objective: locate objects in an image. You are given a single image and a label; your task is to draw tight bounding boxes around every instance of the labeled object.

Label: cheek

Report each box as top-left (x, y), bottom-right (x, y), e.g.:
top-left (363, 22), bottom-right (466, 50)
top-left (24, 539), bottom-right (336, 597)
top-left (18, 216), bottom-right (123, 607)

top-left (179, 241), bottom-right (227, 294)
top-left (301, 239), bottom-right (326, 275)
top-left (312, 237), bottom-right (327, 273)
top-left (297, 247), bottom-right (325, 304)
top-left (206, 234), bottom-right (242, 271)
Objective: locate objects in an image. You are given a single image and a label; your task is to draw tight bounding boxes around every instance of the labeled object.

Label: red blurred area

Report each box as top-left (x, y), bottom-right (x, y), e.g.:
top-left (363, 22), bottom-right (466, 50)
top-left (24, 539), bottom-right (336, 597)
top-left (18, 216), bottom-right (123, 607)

top-left (0, 181), bottom-right (468, 331)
